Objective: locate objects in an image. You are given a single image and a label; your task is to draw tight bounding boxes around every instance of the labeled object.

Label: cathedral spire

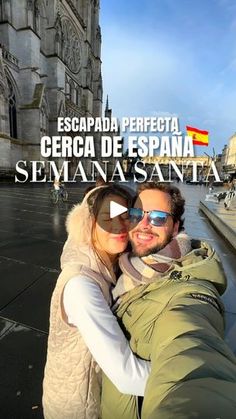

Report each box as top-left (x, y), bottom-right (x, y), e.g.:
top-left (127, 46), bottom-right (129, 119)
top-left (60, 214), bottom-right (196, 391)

top-left (105, 94), bottom-right (111, 118)
top-left (105, 95), bottom-right (109, 113)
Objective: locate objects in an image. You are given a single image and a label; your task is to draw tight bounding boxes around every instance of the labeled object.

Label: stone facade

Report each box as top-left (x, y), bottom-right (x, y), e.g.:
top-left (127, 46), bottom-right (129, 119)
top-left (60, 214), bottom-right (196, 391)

top-left (223, 134), bottom-right (236, 175)
top-left (0, 0), bottom-right (103, 176)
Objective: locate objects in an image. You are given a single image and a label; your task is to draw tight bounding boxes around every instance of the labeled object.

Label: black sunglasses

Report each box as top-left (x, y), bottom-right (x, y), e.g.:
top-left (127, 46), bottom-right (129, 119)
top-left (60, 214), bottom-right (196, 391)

top-left (128, 208), bottom-right (173, 226)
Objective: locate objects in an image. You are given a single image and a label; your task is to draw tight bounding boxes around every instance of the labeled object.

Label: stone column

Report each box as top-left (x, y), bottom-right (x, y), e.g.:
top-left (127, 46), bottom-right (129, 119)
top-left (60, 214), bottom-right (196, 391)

top-left (35, 0), bottom-right (40, 33)
top-left (2, 0), bottom-right (12, 22)
top-left (27, 0), bottom-right (34, 28)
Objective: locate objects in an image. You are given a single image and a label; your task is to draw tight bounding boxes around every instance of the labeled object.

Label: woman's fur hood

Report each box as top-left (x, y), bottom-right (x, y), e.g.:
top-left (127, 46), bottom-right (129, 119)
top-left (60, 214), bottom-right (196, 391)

top-left (60, 186), bottom-right (105, 270)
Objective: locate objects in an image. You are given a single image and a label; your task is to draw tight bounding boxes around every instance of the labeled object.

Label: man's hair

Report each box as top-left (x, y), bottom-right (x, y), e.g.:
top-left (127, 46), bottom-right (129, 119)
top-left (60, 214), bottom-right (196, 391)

top-left (137, 182), bottom-right (185, 231)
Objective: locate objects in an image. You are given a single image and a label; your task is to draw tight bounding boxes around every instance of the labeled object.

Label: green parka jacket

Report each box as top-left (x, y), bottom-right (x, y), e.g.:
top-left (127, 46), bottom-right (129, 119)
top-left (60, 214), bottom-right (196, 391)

top-left (101, 240), bottom-right (236, 419)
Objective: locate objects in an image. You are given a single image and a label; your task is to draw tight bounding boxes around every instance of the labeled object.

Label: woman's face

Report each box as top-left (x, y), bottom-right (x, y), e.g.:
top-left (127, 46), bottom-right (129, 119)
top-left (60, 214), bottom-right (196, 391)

top-left (93, 194), bottom-right (129, 260)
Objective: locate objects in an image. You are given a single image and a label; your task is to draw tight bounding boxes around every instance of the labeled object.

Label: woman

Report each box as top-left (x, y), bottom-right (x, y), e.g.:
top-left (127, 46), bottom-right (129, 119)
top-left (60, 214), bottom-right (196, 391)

top-left (43, 184), bottom-right (150, 419)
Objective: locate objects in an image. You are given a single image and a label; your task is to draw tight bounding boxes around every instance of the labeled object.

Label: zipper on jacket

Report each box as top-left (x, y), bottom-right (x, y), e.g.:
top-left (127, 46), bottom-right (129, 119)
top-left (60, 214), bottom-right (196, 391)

top-left (135, 396), bottom-right (143, 419)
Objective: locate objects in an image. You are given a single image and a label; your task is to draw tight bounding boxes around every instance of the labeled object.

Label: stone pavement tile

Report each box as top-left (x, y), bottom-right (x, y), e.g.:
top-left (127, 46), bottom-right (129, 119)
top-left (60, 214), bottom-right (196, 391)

top-left (225, 312), bottom-right (236, 355)
top-left (27, 223), bottom-right (66, 243)
top-left (7, 213), bottom-right (67, 234)
top-left (0, 237), bottom-right (63, 270)
top-left (7, 201), bottom-right (54, 212)
top-left (0, 319), bottom-right (46, 419)
top-left (0, 230), bottom-right (21, 243)
top-left (0, 216), bottom-right (66, 240)
top-left (205, 201), bottom-right (236, 224)
top-left (217, 208), bottom-right (236, 217)
top-left (1, 204), bottom-right (65, 223)
top-left (0, 271), bottom-right (58, 333)
top-left (200, 201), bottom-right (236, 252)
top-left (13, 209), bottom-right (63, 222)
top-left (0, 257), bottom-right (45, 310)
top-left (0, 222), bottom-right (66, 244)
top-left (0, 219), bottom-right (44, 236)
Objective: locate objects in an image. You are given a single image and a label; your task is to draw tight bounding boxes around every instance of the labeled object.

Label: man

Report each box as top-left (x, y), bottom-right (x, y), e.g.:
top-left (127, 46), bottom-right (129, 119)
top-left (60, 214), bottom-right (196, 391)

top-left (101, 182), bottom-right (236, 419)
top-left (128, 183), bottom-right (184, 255)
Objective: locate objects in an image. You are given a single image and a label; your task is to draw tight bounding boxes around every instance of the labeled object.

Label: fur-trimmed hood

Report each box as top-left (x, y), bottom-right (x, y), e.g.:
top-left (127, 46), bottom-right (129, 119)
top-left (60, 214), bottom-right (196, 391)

top-left (60, 186), bottom-right (116, 286)
top-left (65, 186), bottom-right (106, 247)
top-left (61, 186), bottom-right (104, 268)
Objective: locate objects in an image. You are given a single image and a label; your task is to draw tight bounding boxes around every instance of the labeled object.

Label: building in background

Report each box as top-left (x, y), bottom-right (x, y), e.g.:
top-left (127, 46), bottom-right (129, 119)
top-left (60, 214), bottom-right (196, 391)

top-left (222, 133), bottom-right (236, 178)
top-left (0, 0), bottom-right (103, 177)
top-left (221, 144), bottom-right (229, 171)
top-left (140, 155), bottom-right (211, 182)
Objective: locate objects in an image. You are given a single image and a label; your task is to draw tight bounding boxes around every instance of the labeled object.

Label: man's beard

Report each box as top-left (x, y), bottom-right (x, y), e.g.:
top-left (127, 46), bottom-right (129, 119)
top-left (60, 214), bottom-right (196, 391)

top-left (130, 231), bottom-right (173, 257)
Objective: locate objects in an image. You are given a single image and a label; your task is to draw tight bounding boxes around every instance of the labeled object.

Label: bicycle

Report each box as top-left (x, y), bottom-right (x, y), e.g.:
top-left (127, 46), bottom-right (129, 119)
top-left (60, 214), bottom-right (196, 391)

top-left (51, 187), bottom-right (68, 204)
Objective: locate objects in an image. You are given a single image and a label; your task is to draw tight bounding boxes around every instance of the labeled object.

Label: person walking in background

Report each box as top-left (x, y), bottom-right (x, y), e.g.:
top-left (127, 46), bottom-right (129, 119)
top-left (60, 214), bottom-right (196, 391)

top-left (53, 177), bottom-right (61, 193)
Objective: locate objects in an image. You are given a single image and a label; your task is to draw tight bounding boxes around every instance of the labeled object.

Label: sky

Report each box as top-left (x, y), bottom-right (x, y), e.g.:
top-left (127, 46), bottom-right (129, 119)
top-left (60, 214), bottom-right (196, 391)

top-left (100, 0), bottom-right (236, 155)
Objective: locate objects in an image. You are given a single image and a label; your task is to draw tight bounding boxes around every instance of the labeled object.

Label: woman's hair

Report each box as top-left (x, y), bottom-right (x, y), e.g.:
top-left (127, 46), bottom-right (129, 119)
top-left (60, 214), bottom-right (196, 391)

top-left (82, 185), bottom-right (95, 198)
top-left (87, 184), bottom-right (133, 269)
top-left (86, 184), bottom-right (132, 218)
top-left (82, 177), bottom-right (108, 199)
top-left (66, 184), bottom-right (133, 264)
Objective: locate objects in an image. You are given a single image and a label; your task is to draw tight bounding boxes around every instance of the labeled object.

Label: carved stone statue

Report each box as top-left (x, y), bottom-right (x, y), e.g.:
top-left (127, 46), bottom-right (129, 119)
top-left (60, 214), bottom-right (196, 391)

top-left (61, 17), bottom-right (81, 74)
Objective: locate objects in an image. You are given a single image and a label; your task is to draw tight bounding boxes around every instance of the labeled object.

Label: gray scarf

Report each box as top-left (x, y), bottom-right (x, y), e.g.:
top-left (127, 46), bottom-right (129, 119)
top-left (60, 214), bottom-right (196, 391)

top-left (112, 232), bottom-right (192, 301)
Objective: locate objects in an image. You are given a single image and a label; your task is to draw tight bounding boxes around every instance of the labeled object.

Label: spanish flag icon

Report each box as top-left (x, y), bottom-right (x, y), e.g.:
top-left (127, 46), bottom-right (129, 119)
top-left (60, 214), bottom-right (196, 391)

top-left (186, 126), bottom-right (209, 146)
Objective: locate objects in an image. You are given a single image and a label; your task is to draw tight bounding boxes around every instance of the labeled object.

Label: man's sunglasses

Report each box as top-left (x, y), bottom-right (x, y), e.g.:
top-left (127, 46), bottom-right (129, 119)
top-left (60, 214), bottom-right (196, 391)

top-left (128, 208), bottom-right (173, 226)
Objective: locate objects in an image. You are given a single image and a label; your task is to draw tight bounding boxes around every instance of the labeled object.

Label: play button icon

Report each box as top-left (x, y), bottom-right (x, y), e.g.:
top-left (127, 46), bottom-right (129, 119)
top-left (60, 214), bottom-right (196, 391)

top-left (87, 184), bottom-right (136, 233)
top-left (110, 201), bottom-right (128, 219)
top-left (88, 183), bottom-right (137, 233)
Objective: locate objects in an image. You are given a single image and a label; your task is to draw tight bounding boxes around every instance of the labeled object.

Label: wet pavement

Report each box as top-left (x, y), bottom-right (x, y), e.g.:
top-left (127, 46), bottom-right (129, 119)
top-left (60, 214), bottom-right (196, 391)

top-left (178, 183), bottom-right (236, 354)
top-left (0, 183), bottom-right (84, 419)
top-left (200, 192), bottom-right (236, 251)
top-left (0, 182), bottom-right (236, 418)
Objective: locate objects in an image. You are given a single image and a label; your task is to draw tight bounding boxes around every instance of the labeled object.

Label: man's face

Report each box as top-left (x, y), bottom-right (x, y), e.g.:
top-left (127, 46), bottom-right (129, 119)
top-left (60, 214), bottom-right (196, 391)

top-left (129, 189), bottom-right (179, 257)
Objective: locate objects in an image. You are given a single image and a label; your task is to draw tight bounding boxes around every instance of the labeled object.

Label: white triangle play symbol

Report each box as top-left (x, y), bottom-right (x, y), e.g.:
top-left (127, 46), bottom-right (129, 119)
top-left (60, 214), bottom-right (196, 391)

top-left (110, 201), bottom-right (128, 219)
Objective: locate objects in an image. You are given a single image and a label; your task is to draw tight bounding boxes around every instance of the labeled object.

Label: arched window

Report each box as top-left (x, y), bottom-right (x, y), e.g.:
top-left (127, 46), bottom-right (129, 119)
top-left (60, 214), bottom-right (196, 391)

top-left (0, 1), bottom-right (3, 20)
top-left (0, 0), bottom-right (11, 22)
top-left (97, 85), bottom-right (102, 100)
top-left (76, 87), bottom-right (81, 106)
top-left (65, 80), bottom-right (70, 98)
top-left (7, 78), bottom-right (17, 139)
top-left (58, 101), bottom-right (66, 118)
top-left (86, 59), bottom-right (92, 89)
top-left (69, 80), bottom-right (75, 102)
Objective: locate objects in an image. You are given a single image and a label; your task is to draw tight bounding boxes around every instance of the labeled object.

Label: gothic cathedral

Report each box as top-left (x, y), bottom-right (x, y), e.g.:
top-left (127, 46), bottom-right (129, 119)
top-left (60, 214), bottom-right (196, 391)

top-left (0, 0), bottom-right (103, 175)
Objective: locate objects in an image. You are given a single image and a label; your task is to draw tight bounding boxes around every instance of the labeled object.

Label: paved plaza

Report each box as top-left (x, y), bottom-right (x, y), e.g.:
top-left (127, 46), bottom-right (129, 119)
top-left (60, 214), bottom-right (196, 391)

top-left (0, 182), bottom-right (236, 419)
